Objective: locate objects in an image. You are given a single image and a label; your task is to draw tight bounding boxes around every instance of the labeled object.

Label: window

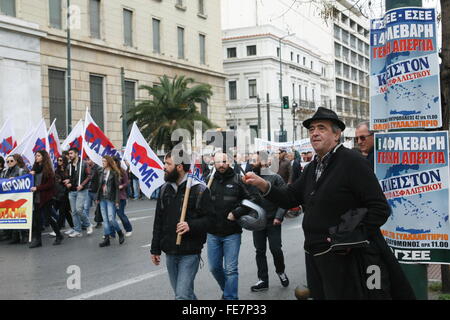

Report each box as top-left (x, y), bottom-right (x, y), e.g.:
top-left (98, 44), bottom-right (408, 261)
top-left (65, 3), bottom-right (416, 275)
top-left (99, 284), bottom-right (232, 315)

top-left (312, 89), bottom-right (315, 103)
top-left (229, 81), bottom-right (237, 100)
top-left (291, 52), bottom-right (294, 61)
top-left (48, 69), bottom-right (67, 138)
top-left (334, 24), bottom-right (340, 40)
top-left (198, 0), bottom-right (205, 15)
top-left (152, 18), bottom-right (161, 53)
top-left (199, 34), bottom-right (206, 64)
top-left (304, 87), bottom-right (308, 101)
top-left (292, 83), bottom-right (295, 100)
top-left (342, 30), bottom-right (349, 45)
top-left (49, 0), bottom-right (62, 29)
top-left (298, 85), bottom-right (302, 101)
top-left (277, 47), bottom-right (280, 57)
top-left (344, 81), bottom-right (350, 95)
top-left (303, 57), bottom-right (306, 66)
top-left (336, 79), bottom-right (343, 94)
top-left (177, 0), bottom-right (183, 5)
top-left (227, 47), bottom-right (236, 58)
top-left (350, 35), bottom-right (356, 49)
top-left (123, 9), bottom-right (133, 46)
top-left (336, 96), bottom-right (343, 112)
top-left (248, 79), bottom-right (257, 98)
top-left (177, 26), bottom-right (185, 59)
top-left (247, 45), bottom-right (256, 56)
top-left (123, 80), bottom-right (136, 140)
top-left (0, 0), bottom-right (15, 16)
top-left (90, 0), bottom-right (101, 39)
top-left (90, 75), bottom-right (104, 130)
top-left (311, 61), bottom-right (314, 70)
top-left (201, 101), bottom-right (208, 117)
top-left (297, 54), bottom-right (300, 63)
top-left (343, 64), bottom-right (350, 78)
top-left (335, 43), bottom-right (341, 57)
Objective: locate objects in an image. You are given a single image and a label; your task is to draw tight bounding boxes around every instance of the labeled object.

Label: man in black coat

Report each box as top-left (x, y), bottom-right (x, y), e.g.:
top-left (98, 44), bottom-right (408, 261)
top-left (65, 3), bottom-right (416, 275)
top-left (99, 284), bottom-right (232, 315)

top-left (207, 152), bottom-right (260, 300)
top-left (244, 107), bottom-right (415, 300)
top-left (150, 151), bottom-right (214, 300)
top-left (355, 121), bottom-right (375, 171)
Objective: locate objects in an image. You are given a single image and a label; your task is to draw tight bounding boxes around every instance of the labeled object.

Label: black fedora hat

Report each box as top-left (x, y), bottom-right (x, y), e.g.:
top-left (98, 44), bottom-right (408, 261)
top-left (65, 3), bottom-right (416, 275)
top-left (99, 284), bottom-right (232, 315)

top-left (302, 107), bottom-right (346, 131)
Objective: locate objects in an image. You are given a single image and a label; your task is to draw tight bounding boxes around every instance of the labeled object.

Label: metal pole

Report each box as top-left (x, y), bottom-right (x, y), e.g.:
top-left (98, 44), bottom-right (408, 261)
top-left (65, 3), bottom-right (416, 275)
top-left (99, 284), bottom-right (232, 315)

top-left (66, 0), bottom-right (72, 135)
top-left (257, 96), bottom-right (261, 138)
top-left (266, 93), bottom-right (271, 141)
top-left (121, 67), bottom-right (126, 146)
top-left (279, 38), bottom-right (284, 141)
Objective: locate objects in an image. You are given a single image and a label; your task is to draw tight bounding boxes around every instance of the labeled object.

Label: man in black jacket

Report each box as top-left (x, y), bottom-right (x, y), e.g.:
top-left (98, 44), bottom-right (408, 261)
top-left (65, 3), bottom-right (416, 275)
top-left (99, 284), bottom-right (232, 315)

top-left (248, 152), bottom-right (290, 292)
top-left (355, 121), bottom-right (375, 171)
top-left (150, 151), bottom-right (214, 300)
top-left (207, 152), bottom-right (260, 300)
top-left (244, 107), bottom-right (414, 300)
top-left (83, 157), bottom-right (102, 228)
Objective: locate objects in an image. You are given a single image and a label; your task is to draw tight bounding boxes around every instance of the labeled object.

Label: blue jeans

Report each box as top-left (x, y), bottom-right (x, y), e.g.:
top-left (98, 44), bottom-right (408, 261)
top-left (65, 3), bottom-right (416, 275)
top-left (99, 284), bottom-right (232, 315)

top-left (116, 199), bottom-right (132, 232)
top-left (207, 233), bottom-right (241, 300)
top-left (69, 189), bottom-right (91, 232)
top-left (166, 254), bottom-right (200, 300)
top-left (83, 191), bottom-right (97, 218)
top-left (132, 178), bottom-right (140, 199)
top-left (100, 199), bottom-right (122, 237)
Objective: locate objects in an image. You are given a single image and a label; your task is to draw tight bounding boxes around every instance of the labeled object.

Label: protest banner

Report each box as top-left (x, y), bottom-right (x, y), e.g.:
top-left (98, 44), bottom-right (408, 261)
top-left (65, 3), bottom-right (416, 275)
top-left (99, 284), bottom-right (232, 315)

top-left (375, 131), bottom-right (450, 264)
top-left (123, 122), bottom-right (165, 199)
top-left (255, 138), bottom-right (313, 154)
top-left (370, 7), bottom-right (441, 130)
top-left (0, 174), bottom-right (34, 241)
top-left (0, 121), bottom-right (17, 158)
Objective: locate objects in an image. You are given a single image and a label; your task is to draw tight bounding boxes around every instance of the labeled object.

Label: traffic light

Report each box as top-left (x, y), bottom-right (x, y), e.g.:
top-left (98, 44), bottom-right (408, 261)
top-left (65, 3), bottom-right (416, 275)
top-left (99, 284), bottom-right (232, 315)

top-left (282, 96), bottom-right (289, 109)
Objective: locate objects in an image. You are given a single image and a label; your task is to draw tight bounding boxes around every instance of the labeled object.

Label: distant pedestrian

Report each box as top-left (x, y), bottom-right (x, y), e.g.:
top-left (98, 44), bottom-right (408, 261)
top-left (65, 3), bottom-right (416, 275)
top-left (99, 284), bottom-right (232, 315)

top-left (113, 157), bottom-right (133, 237)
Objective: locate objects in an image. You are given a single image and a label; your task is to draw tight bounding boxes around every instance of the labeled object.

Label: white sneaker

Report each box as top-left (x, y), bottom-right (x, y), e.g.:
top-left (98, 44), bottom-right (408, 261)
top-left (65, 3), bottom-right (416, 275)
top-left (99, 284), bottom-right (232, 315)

top-left (49, 232), bottom-right (56, 237)
top-left (125, 232), bottom-right (132, 237)
top-left (69, 231), bottom-right (82, 238)
top-left (87, 225), bottom-right (94, 235)
top-left (64, 229), bottom-right (75, 235)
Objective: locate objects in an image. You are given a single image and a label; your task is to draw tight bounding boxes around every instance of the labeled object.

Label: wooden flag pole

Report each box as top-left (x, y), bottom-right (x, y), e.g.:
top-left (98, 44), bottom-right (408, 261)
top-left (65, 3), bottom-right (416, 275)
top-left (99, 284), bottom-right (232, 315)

top-left (207, 167), bottom-right (216, 188)
top-left (176, 176), bottom-right (192, 245)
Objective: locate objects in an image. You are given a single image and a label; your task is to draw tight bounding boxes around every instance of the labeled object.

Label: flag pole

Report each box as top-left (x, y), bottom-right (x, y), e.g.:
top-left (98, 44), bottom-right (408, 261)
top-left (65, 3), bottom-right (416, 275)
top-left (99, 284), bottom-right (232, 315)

top-left (78, 109), bottom-right (87, 186)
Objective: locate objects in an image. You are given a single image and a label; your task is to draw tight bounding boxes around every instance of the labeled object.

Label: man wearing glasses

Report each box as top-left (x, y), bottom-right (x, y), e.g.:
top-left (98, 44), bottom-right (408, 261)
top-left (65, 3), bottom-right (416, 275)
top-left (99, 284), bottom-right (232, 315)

top-left (355, 121), bottom-right (375, 170)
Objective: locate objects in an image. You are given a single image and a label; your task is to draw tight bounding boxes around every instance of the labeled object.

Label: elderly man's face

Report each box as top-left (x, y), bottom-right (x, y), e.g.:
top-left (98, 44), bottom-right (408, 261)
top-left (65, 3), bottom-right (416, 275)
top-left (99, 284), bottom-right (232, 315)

top-left (308, 120), bottom-right (340, 157)
top-left (355, 124), bottom-right (374, 155)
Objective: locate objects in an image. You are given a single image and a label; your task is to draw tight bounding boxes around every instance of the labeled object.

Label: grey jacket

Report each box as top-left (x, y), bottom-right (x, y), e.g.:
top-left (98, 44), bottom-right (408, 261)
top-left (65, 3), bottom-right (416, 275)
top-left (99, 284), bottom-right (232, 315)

top-left (259, 172), bottom-right (287, 222)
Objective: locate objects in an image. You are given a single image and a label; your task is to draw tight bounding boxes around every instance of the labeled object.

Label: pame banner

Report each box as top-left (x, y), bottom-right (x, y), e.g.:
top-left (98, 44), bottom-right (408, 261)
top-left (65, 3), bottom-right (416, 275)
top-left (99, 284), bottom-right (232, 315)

top-left (370, 7), bottom-right (441, 130)
top-left (375, 131), bottom-right (450, 264)
top-left (0, 174), bottom-right (34, 232)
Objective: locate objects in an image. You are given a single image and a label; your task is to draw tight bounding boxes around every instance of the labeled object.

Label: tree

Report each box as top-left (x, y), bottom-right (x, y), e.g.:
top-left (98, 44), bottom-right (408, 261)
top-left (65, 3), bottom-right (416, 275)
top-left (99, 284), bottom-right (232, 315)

top-left (127, 75), bottom-right (216, 152)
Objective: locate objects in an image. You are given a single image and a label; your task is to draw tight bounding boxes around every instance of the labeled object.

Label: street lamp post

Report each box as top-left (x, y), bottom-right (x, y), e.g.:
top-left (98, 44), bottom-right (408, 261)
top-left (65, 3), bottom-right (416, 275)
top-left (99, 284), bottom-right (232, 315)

top-left (66, 0), bottom-right (72, 135)
top-left (279, 33), bottom-right (295, 142)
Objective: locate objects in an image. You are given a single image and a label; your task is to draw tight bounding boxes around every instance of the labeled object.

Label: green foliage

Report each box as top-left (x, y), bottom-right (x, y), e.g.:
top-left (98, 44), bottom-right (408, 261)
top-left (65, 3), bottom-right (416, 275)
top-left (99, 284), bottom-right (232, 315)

top-left (127, 75), bottom-right (216, 151)
top-left (429, 282), bottom-right (442, 292)
top-left (438, 293), bottom-right (450, 300)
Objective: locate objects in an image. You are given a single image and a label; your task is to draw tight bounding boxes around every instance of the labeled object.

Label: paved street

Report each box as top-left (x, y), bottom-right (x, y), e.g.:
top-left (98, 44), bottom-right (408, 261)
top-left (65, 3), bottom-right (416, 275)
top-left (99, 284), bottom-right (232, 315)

top-left (0, 199), bottom-right (307, 300)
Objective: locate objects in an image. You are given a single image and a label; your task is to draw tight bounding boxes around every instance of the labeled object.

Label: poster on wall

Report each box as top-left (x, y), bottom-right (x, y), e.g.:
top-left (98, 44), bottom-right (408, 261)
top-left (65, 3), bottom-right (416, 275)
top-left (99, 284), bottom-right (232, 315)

top-left (370, 7), bottom-right (441, 130)
top-left (375, 131), bottom-right (450, 264)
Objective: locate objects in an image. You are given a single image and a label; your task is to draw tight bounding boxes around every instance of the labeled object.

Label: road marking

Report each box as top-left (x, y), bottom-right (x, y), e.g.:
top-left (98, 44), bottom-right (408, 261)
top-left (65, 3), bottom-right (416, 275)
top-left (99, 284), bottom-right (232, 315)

top-left (66, 269), bottom-right (167, 300)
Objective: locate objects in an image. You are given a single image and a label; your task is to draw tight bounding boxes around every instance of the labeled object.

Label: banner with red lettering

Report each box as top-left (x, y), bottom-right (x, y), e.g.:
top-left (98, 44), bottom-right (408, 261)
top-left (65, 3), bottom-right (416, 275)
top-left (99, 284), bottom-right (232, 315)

top-left (375, 131), bottom-right (450, 264)
top-left (0, 121), bottom-right (18, 158)
top-left (370, 7), bottom-right (441, 130)
top-left (84, 112), bottom-right (122, 167)
top-left (124, 122), bottom-right (165, 199)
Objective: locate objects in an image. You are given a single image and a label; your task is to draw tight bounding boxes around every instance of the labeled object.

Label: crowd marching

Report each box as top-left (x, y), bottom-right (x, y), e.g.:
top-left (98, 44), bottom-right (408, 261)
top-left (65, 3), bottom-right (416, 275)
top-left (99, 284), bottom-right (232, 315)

top-left (1, 107), bottom-right (416, 300)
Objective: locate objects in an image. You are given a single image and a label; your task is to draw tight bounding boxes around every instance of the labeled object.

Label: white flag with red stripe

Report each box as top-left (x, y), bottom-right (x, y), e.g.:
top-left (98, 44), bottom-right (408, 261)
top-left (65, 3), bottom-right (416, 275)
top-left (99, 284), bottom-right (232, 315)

top-left (124, 122), bottom-right (165, 198)
top-left (48, 120), bottom-right (62, 168)
top-left (61, 119), bottom-right (84, 152)
top-left (0, 120), bottom-right (18, 158)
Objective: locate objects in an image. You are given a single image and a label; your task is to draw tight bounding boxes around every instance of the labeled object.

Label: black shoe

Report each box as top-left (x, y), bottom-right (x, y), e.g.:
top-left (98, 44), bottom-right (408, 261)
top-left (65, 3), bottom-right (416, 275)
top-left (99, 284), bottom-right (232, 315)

top-left (29, 240), bottom-right (42, 248)
top-left (278, 273), bottom-right (289, 287)
top-left (95, 223), bottom-right (102, 229)
top-left (99, 236), bottom-right (110, 247)
top-left (118, 231), bottom-right (125, 245)
top-left (251, 280), bottom-right (268, 292)
top-left (53, 235), bottom-right (64, 246)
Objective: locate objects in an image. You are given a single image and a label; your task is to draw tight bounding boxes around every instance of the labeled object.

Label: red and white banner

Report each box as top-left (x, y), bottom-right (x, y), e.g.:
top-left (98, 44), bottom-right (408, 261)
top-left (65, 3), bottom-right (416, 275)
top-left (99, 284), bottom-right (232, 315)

top-left (124, 122), bottom-right (165, 198)
top-left (0, 121), bottom-right (18, 158)
top-left (48, 120), bottom-right (62, 168)
top-left (84, 112), bottom-right (122, 167)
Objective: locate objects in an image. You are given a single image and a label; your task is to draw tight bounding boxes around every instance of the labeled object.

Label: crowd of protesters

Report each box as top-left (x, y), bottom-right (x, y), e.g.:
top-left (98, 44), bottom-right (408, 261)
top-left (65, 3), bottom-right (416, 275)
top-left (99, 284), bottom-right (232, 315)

top-left (0, 147), bottom-right (145, 249)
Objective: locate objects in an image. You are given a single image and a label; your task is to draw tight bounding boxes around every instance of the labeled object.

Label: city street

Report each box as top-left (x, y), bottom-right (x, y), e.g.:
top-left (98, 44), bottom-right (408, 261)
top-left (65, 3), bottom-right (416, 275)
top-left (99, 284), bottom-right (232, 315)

top-left (0, 199), bottom-right (307, 300)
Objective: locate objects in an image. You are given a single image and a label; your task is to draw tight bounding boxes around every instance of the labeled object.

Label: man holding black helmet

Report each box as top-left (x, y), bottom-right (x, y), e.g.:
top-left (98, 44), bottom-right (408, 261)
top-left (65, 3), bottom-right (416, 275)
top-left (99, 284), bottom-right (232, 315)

top-left (207, 152), bottom-right (261, 300)
top-left (247, 152), bottom-right (289, 292)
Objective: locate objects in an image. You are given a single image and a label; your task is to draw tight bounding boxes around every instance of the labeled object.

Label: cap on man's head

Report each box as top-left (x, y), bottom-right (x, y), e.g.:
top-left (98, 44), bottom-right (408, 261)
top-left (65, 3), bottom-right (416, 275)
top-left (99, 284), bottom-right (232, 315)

top-left (302, 107), bottom-right (346, 131)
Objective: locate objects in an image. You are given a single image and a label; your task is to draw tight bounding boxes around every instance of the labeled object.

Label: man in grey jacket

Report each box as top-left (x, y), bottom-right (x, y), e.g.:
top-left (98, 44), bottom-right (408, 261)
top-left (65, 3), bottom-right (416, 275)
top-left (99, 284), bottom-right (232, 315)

top-left (248, 152), bottom-right (289, 292)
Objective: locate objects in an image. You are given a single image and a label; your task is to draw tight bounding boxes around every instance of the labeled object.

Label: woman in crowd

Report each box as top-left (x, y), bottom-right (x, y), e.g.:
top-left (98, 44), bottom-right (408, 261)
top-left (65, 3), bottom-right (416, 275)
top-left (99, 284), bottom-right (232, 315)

top-left (113, 157), bottom-right (133, 237)
top-left (29, 150), bottom-right (63, 248)
top-left (97, 155), bottom-right (125, 247)
top-left (54, 156), bottom-right (74, 235)
top-left (1, 154), bottom-right (29, 244)
top-left (0, 156), bottom-right (5, 172)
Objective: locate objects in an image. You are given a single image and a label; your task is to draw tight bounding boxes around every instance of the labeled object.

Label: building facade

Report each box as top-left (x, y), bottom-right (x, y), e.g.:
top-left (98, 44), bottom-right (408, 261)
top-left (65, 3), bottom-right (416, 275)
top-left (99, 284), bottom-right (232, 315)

top-left (222, 0), bottom-right (370, 140)
top-left (223, 25), bottom-right (333, 143)
top-left (0, 0), bottom-right (226, 147)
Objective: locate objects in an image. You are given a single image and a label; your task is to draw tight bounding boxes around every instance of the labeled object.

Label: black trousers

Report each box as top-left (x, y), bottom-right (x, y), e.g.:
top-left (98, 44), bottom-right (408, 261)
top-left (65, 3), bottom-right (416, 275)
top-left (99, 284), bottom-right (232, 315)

top-left (252, 224), bottom-right (285, 283)
top-left (55, 196), bottom-right (74, 229)
top-left (32, 202), bottom-right (61, 241)
top-left (305, 250), bottom-right (368, 300)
